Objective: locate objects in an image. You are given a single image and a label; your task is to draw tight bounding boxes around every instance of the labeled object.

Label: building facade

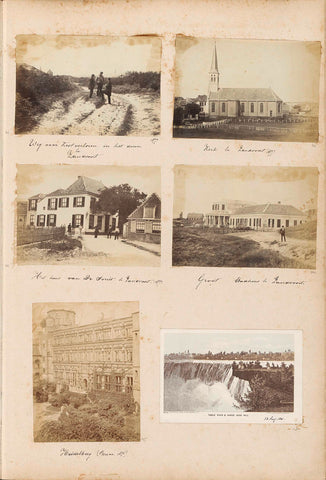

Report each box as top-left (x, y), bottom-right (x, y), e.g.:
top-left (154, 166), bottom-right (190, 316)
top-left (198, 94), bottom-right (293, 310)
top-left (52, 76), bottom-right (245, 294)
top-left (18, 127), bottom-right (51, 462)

top-left (204, 201), bottom-right (307, 230)
top-left (124, 193), bottom-right (161, 244)
top-left (33, 309), bottom-right (140, 410)
top-left (27, 176), bottom-right (119, 235)
top-left (202, 43), bottom-right (283, 119)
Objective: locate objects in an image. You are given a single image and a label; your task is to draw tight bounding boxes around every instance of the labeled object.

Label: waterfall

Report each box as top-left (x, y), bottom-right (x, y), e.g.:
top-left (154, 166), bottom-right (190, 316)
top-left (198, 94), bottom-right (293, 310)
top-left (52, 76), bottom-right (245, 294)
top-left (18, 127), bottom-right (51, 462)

top-left (164, 361), bottom-right (250, 412)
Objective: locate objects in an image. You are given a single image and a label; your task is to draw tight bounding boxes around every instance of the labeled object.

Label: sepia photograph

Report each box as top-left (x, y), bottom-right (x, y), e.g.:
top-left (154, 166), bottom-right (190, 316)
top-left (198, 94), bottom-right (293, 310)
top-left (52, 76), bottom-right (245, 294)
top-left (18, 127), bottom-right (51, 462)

top-left (173, 165), bottom-right (318, 269)
top-left (15, 35), bottom-right (161, 136)
top-left (16, 165), bottom-right (161, 266)
top-left (173, 37), bottom-right (320, 142)
top-left (161, 330), bottom-right (302, 423)
top-left (33, 302), bottom-right (140, 442)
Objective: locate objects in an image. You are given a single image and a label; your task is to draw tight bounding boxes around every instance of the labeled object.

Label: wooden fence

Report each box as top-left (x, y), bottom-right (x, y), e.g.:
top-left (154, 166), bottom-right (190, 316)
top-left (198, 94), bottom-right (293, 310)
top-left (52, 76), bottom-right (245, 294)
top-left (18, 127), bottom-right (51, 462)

top-left (17, 226), bottom-right (66, 246)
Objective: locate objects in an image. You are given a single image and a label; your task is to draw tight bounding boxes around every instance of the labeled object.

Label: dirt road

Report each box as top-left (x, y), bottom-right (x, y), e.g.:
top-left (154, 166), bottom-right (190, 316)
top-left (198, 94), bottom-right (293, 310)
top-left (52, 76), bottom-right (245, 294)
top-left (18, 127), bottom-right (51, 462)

top-left (233, 230), bottom-right (316, 268)
top-left (32, 88), bottom-right (160, 136)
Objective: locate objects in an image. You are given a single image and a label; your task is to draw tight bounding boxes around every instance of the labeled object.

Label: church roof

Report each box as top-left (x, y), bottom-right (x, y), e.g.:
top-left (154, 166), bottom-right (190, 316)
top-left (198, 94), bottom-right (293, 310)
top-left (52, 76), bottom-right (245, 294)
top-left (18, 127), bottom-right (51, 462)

top-left (46, 176), bottom-right (106, 197)
top-left (233, 203), bottom-right (305, 216)
top-left (210, 43), bottom-right (218, 72)
top-left (209, 88), bottom-right (282, 102)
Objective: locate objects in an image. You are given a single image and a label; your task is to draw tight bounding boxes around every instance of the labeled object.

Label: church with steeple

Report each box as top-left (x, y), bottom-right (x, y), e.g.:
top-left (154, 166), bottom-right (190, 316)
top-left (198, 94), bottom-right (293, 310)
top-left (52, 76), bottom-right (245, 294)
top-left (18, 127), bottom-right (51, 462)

top-left (203, 43), bottom-right (283, 118)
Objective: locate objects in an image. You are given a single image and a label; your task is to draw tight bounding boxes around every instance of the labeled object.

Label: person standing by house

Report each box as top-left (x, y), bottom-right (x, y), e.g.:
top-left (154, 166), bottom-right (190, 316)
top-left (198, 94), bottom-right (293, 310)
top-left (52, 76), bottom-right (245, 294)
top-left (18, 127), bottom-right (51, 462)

top-left (94, 225), bottom-right (100, 238)
top-left (104, 78), bottom-right (112, 104)
top-left (280, 225), bottom-right (286, 242)
top-left (67, 223), bottom-right (72, 235)
top-left (88, 74), bottom-right (96, 98)
top-left (96, 72), bottom-right (105, 99)
top-left (114, 226), bottom-right (120, 240)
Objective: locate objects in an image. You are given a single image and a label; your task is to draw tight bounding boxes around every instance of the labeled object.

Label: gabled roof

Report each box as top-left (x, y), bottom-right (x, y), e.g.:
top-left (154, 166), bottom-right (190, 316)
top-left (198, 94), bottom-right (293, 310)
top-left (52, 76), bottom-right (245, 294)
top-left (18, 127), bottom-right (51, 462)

top-left (128, 193), bottom-right (161, 220)
top-left (46, 176), bottom-right (106, 197)
top-left (209, 88), bottom-right (282, 102)
top-left (29, 193), bottom-right (45, 201)
top-left (233, 203), bottom-right (305, 216)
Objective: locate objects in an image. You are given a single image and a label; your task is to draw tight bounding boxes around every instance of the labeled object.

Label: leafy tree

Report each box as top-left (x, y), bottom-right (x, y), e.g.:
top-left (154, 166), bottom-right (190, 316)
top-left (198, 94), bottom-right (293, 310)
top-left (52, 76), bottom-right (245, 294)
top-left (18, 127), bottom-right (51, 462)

top-left (173, 107), bottom-right (184, 125)
top-left (185, 103), bottom-right (201, 117)
top-left (97, 184), bottom-right (147, 227)
top-left (241, 374), bottom-right (274, 412)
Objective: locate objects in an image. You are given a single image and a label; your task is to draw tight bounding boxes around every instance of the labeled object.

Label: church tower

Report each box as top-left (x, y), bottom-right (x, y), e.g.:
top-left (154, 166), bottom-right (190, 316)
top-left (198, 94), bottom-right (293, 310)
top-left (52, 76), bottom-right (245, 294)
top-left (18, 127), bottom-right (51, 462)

top-left (208, 42), bottom-right (219, 94)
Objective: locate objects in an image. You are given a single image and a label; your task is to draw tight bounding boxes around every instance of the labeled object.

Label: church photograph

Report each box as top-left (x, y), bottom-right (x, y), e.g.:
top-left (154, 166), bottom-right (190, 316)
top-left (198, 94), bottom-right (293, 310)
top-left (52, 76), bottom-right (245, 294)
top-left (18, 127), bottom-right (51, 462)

top-left (173, 37), bottom-right (320, 142)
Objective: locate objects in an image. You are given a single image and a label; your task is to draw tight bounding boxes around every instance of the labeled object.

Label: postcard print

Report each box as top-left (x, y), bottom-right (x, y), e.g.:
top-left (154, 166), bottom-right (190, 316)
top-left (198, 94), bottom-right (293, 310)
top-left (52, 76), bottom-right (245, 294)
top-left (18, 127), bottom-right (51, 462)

top-left (16, 164), bottom-right (161, 266)
top-left (161, 329), bottom-right (302, 424)
top-left (15, 35), bottom-right (161, 136)
top-left (173, 37), bottom-right (320, 142)
top-left (173, 165), bottom-right (318, 269)
top-left (33, 302), bottom-right (140, 442)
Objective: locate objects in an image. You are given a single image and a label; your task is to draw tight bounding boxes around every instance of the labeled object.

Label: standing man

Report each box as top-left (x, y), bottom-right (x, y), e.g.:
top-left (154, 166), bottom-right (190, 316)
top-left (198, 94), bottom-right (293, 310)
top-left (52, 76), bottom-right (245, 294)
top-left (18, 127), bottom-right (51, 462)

top-left (88, 74), bottom-right (96, 98)
top-left (94, 225), bottom-right (99, 238)
top-left (114, 226), bottom-right (120, 240)
top-left (96, 72), bottom-right (105, 100)
top-left (280, 225), bottom-right (286, 242)
top-left (105, 78), bottom-right (112, 104)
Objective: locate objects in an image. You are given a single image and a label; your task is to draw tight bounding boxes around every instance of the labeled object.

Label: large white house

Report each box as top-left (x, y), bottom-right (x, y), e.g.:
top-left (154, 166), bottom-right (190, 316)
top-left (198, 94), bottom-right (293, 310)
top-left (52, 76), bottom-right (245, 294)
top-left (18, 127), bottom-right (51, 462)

top-left (27, 176), bottom-right (119, 234)
top-left (204, 201), bottom-right (307, 230)
top-left (201, 43), bottom-right (283, 119)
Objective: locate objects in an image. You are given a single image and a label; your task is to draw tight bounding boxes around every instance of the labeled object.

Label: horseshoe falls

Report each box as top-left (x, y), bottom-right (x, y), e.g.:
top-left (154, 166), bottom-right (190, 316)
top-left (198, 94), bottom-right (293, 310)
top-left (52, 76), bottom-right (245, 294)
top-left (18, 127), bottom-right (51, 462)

top-left (164, 361), bottom-right (250, 412)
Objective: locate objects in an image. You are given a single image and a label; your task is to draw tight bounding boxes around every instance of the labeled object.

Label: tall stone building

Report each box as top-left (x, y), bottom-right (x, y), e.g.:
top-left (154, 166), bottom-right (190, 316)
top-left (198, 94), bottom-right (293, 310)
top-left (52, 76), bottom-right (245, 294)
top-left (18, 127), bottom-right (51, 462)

top-left (33, 308), bottom-right (140, 410)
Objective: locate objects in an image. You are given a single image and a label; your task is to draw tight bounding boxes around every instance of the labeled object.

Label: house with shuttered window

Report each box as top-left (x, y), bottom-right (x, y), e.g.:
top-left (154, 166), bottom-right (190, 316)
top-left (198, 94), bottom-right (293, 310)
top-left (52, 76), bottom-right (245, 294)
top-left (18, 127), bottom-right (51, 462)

top-left (124, 193), bottom-right (161, 244)
top-left (27, 175), bottom-right (119, 234)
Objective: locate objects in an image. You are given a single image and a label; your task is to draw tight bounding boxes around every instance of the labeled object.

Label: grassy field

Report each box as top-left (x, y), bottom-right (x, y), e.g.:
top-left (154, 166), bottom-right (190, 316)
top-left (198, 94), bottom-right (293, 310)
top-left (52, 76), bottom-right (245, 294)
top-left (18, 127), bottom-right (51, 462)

top-left (172, 226), bottom-right (307, 268)
top-left (173, 121), bottom-right (318, 142)
top-left (286, 219), bottom-right (317, 241)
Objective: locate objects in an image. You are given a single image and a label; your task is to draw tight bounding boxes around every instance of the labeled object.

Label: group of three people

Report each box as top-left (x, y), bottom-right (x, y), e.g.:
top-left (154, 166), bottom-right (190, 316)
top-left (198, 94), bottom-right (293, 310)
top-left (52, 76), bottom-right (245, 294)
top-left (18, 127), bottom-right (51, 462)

top-left (88, 72), bottom-right (112, 104)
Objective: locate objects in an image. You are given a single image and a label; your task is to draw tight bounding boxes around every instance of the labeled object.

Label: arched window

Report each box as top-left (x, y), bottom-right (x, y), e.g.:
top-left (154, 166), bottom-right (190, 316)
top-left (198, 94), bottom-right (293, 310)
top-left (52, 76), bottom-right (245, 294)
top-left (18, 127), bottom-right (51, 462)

top-left (222, 103), bottom-right (226, 113)
top-left (250, 103), bottom-right (254, 113)
top-left (211, 102), bottom-right (215, 113)
top-left (240, 103), bottom-right (245, 113)
top-left (260, 103), bottom-right (264, 113)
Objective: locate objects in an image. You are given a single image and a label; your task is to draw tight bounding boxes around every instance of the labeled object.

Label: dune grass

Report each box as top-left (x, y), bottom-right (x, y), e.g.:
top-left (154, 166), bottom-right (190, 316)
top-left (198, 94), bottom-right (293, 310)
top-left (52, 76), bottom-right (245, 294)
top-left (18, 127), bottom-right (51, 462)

top-left (172, 227), bottom-right (306, 268)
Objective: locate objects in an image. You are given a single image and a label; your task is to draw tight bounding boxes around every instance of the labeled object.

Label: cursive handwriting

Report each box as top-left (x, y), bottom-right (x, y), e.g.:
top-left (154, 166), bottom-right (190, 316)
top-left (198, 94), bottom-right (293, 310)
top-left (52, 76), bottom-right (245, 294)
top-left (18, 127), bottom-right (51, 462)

top-left (59, 448), bottom-right (127, 461)
top-left (32, 271), bottom-right (163, 286)
top-left (195, 274), bottom-right (221, 290)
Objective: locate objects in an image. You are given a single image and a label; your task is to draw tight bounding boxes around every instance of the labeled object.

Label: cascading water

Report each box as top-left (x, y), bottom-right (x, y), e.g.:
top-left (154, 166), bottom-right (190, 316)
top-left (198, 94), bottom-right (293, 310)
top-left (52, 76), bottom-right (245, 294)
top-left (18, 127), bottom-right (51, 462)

top-left (164, 361), bottom-right (250, 412)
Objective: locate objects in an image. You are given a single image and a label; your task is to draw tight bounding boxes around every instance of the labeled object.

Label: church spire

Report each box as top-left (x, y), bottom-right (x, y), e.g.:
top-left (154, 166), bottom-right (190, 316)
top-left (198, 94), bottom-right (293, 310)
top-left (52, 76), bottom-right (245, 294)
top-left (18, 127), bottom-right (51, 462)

top-left (208, 42), bottom-right (219, 93)
top-left (210, 42), bottom-right (218, 73)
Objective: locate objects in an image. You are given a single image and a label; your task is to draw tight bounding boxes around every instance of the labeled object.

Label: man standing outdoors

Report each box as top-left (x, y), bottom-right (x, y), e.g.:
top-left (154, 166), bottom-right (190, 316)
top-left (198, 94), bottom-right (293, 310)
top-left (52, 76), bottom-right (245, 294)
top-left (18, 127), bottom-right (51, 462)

top-left (96, 72), bottom-right (105, 99)
top-left (105, 78), bottom-right (112, 104)
top-left (280, 225), bottom-right (286, 242)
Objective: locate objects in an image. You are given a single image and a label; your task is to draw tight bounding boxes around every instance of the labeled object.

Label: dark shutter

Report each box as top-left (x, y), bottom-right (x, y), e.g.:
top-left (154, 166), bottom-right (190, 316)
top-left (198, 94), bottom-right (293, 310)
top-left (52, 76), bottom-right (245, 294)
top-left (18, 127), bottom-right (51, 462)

top-left (47, 215), bottom-right (50, 226)
top-left (80, 215), bottom-right (84, 227)
top-left (82, 197), bottom-right (85, 207)
top-left (72, 215), bottom-right (76, 227)
top-left (37, 215), bottom-right (40, 226)
top-left (73, 198), bottom-right (77, 207)
top-left (53, 214), bottom-right (57, 226)
top-left (66, 198), bottom-right (69, 208)
top-left (48, 199), bottom-right (51, 209)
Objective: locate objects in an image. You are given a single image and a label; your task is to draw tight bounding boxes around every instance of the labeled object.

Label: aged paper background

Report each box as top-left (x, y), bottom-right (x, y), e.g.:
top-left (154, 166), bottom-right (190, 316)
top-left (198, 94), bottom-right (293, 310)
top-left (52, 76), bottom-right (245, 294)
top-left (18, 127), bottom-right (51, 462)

top-left (2, 0), bottom-right (325, 479)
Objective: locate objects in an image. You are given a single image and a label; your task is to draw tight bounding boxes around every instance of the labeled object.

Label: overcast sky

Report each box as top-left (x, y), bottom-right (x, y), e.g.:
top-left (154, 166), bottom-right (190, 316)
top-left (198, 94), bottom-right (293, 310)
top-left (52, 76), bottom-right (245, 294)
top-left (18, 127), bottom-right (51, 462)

top-left (164, 331), bottom-right (295, 354)
top-left (175, 37), bottom-right (320, 103)
top-left (16, 35), bottom-right (161, 77)
top-left (17, 164), bottom-right (160, 200)
top-left (174, 165), bottom-right (318, 217)
top-left (33, 302), bottom-right (138, 328)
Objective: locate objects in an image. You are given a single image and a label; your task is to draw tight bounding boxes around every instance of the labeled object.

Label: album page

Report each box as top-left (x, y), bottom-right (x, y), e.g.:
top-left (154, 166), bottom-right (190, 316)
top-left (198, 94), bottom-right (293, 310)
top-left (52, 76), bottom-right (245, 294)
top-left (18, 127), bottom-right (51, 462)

top-left (2, 1), bottom-right (325, 479)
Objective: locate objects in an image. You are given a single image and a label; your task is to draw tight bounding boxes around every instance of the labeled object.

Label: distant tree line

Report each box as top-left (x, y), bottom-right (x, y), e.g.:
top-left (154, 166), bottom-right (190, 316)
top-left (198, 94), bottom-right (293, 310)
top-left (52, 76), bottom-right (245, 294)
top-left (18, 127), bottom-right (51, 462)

top-left (165, 350), bottom-right (294, 361)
